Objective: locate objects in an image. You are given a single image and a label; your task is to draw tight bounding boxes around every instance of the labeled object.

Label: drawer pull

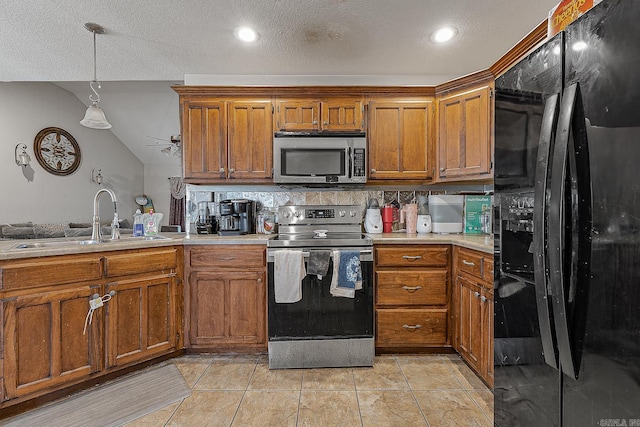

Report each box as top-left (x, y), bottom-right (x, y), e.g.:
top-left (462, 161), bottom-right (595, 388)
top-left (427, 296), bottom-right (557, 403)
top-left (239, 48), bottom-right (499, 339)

top-left (474, 291), bottom-right (480, 298)
top-left (462, 260), bottom-right (476, 266)
top-left (401, 285), bottom-right (422, 292)
top-left (402, 324), bottom-right (422, 330)
top-left (402, 255), bottom-right (423, 261)
top-left (218, 257), bottom-right (237, 261)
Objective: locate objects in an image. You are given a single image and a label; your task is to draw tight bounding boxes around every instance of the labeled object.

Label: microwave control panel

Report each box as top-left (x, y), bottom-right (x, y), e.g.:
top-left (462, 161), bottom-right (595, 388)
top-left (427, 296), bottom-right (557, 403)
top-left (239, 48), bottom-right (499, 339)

top-left (353, 148), bottom-right (366, 178)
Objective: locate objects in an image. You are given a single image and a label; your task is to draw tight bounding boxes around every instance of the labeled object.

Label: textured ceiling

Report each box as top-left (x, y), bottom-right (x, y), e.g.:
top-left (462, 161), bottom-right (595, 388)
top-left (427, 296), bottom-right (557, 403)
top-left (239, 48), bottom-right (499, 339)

top-left (2, 0), bottom-right (560, 165)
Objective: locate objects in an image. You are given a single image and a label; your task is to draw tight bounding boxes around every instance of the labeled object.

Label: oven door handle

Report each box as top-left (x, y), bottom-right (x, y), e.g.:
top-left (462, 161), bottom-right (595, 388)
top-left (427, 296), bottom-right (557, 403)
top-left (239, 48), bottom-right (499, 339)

top-left (267, 248), bottom-right (373, 262)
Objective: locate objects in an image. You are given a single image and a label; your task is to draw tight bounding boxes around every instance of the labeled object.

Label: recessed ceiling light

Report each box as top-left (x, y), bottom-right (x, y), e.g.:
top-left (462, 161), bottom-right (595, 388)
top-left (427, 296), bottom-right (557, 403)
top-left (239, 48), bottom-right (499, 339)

top-left (431, 26), bottom-right (457, 44)
top-left (235, 27), bottom-right (258, 43)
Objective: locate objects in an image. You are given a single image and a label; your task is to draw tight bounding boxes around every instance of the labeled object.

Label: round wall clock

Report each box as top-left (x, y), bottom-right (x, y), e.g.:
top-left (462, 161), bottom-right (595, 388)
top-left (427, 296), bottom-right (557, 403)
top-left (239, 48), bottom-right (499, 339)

top-left (33, 127), bottom-right (82, 176)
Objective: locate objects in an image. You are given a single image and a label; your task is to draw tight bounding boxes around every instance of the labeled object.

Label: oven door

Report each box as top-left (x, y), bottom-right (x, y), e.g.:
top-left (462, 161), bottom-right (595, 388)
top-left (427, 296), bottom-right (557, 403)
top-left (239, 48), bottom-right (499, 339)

top-left (266, 247), bottom-right (374, 340)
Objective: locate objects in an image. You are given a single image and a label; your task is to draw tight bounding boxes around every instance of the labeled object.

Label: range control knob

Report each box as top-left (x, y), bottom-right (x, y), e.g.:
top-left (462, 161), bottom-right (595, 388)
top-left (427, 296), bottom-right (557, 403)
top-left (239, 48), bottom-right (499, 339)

top-left (349, 210), bottom-right (357, 217)
top-left (283, 211), bottom-right (291, 219)
top-left (339, 210), bottom-right (346, 217)
top-left (294, 211), bottom-right (302, 218)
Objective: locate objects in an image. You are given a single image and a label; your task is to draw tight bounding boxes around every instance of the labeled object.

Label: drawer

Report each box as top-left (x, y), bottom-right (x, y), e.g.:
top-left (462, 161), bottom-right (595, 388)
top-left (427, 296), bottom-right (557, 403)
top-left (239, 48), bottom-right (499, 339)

top-left (0, 255), bottom-right (102, 290)
top-left (375, 245), bottom-right (449, 268)
top-left (482, 257), bottom-right (494, 284)
top-left (457, 248), bottom-right (483, 279)
top-left (189, 246), bottom-right (265, 269)
top-left (376, 308), bottom-right (448, 346)
top-left (105, 248), bottom-right (177, 278)
top-left (376, 270), bottom-right (447, 306)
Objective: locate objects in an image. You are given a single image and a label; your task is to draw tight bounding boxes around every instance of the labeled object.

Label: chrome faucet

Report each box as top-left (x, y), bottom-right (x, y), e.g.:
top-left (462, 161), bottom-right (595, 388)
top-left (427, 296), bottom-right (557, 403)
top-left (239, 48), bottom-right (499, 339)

top-left (92, 188), bottom-right (119, 241)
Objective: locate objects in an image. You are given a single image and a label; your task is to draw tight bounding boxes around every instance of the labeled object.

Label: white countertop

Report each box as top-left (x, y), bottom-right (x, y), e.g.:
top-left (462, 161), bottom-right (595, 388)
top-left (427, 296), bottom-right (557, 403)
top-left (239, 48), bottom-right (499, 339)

top-left (0, 231), bottom-right (493, 261)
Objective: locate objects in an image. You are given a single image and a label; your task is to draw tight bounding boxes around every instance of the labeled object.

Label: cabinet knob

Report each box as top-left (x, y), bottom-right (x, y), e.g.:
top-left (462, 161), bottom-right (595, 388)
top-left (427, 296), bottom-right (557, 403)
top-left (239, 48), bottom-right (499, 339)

top-left (229, 168), bottom-right (235, 174)
top-left (474, 291), bottom-right (481, 298)
top-left (370, 169), bottom-right (376, 174)
top-left (440, 167), bottom-right (446, 172)
top-left (257, 278), bottom-right (262, 283)
top-left (323, 121), bottom-right (328, 126)
top-left (481, 295), bottom-right (487, 302)
top-left (313, 120), bottom-right (318, 125)
top-left (219, 168), bottom-right (225, 173)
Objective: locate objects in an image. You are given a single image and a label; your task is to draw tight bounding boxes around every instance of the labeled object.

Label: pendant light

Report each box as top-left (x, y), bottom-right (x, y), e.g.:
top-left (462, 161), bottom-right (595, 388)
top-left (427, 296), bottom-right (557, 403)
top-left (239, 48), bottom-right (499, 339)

top-left (80, 22), bottom-right (112, 129)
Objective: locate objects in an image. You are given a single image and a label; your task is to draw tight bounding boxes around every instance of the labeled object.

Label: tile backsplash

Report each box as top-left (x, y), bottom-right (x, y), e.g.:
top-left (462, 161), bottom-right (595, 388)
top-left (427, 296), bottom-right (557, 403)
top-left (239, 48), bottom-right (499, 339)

top-left (185, 185), bottom-right (491, 233)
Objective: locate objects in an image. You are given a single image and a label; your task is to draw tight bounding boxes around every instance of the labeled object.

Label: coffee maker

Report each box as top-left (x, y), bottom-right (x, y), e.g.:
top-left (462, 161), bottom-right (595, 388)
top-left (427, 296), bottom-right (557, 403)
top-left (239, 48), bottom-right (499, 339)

top-left (218, 199), bottom-right (256, 235)
top-left (196, 201), bottom-right (217, 234)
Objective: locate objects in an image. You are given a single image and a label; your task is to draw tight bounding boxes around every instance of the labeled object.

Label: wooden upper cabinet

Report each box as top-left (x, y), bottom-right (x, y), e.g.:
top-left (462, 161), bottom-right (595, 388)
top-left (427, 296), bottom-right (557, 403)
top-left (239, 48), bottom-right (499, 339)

top-left (275, 97), bottom-right (364, 132)
top-left (321, 98), bottom-right (364, 131)
top-left (437, 84), bottom-right (493, 181)
top-left (228, 100), bottom-right (273, 181)
top-left (368, 100), bottom-right (435, 181)
top-left (276, 99), bottom-right (321, 131)
top-left (181, 100), bottom-right (227, 180)
top-left (180, 97), bottom-right (273, 182)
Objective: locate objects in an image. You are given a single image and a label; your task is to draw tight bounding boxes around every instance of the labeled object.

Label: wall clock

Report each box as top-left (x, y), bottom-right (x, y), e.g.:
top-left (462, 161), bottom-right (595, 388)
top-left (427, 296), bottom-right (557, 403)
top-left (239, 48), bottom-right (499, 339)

top-left (33, 127), bottom-right (82, 176)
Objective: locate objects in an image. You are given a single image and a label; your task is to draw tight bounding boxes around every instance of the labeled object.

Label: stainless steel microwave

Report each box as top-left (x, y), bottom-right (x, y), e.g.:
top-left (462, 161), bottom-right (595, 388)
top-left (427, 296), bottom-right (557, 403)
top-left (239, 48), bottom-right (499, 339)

top-left (273, 132), bottom-right (367, 184)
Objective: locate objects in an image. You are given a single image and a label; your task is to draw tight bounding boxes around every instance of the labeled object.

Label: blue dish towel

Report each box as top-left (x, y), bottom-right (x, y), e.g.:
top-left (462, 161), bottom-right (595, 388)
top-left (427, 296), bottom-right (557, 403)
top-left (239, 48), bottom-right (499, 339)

top-left (330, 250), bottom-right (362, 298)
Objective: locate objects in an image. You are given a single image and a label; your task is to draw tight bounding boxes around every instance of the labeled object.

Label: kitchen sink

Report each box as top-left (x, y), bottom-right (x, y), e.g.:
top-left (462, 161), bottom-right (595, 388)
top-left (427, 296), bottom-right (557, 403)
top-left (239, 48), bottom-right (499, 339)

top-left (5, 235), bottom-right (171, 251)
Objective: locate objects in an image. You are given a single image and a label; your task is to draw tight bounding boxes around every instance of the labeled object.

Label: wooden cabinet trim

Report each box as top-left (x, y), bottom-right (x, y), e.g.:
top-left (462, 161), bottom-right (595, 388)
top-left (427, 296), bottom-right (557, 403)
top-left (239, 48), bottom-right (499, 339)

top-left (104, 248), bottom-right (177, 278)
top-left (0, 256), bottom-right (103, 291)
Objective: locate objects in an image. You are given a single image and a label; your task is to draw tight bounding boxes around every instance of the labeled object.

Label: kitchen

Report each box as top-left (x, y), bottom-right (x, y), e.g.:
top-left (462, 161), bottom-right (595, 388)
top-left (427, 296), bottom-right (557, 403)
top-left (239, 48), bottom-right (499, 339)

top-left (2, 0), bottom-right (636, 427)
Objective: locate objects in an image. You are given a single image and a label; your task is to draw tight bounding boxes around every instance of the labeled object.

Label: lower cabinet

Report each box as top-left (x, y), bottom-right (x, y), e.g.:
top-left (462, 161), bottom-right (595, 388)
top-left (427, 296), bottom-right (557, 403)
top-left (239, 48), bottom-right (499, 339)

top-left (0, 246), bottom-right (182, 404)
top-left (452, 246), bottom-right (494, 387)
top-left (374, 245), bottom-right (451, 351)
top-left (2, 284), bottom-right (103, 400)
top-left (185, 245), bottom-right (266, 351)
top-left (106, 275), bottom-right (177, 368)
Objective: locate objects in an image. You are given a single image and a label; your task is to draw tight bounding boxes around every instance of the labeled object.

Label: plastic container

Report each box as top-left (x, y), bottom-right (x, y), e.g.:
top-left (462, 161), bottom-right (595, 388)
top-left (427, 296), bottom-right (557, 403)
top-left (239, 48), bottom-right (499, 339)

top-left (133, 209), bottom-right (144, 237)
top-left (428, 195), bottom-right (464, 233)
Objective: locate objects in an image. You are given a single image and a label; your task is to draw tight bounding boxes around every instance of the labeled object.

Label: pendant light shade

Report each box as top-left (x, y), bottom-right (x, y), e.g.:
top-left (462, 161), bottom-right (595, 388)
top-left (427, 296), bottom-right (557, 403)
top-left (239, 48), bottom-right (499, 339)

top-left (80, 23), bottom-right (112, 129)
top-left (80, 101), bottom-right (112, 129)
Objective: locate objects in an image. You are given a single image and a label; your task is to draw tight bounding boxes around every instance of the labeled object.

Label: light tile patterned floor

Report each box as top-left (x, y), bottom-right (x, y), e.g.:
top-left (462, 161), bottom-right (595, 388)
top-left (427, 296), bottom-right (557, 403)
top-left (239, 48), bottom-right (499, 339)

top-left (125, 354), bottom-right (493, 427)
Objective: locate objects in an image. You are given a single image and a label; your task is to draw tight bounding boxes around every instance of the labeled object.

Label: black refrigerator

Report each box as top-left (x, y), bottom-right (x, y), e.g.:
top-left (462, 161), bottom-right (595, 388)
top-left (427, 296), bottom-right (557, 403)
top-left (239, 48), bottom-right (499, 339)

top-left (494, 0), bottom-right (640, 425)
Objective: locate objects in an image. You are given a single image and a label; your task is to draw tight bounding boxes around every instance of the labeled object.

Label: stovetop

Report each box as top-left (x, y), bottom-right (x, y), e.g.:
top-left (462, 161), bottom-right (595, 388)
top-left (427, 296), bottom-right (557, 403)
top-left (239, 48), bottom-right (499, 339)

top-left (267, 205), bottom-right (371, 248)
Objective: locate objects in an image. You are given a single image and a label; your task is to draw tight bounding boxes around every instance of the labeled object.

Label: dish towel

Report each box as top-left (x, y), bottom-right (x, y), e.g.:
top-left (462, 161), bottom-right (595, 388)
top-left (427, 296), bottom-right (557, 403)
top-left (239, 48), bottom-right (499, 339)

top-left (274, 250), bottom-right (306, 303)
top-left (330, 250), bottom-right (362, 298)
top-left (307, 250), bottom-right (331, 278)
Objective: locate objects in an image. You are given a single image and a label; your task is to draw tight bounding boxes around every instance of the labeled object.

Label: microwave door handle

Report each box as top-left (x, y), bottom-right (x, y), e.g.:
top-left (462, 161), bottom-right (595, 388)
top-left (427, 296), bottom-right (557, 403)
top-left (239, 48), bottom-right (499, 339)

top-left (347, 147), bottom-right (352, 178)
top-left (533, 93), bottom-right (560, 370)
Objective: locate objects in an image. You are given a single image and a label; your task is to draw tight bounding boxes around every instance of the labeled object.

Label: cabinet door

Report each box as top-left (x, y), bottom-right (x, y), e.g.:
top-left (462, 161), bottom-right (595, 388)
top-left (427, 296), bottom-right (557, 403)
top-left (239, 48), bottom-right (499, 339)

top-left (182, 101), bottom-right (227, 180)
top-left (3, 284), bottom-right (103, 400)
top-left (456, 275), bottom-right (483, 372)
top-left (438, 85), bottom-right (492, 180)
top-left (368, 101), bottom-right (434, 180)
top-left (228, 100), bottom-right (274, 181)
top-left (106, 275), bottom-right (177, 368)
top-left (276, 99), bottom-right (321, 131)
top-left (482, 286), bottom-right (494, 387)
top-left (321, 98), bottom-right (364, 131)
top-left (189, 270), bottom-right (266, 346)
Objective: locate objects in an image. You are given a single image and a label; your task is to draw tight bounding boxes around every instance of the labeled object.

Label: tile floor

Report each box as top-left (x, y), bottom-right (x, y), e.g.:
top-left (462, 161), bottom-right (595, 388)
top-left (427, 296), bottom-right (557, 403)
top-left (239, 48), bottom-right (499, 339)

top-left (125, 354), bottom-right (493, 427)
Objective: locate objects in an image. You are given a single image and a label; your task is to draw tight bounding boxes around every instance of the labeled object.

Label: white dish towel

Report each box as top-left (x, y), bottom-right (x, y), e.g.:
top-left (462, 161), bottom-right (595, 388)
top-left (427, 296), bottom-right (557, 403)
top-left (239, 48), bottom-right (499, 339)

top-left (274, 250), bottom-right (306, 303)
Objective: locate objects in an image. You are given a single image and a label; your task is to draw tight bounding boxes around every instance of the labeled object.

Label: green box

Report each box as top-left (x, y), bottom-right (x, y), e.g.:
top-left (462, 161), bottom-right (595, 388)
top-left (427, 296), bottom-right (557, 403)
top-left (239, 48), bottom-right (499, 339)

top-left (464, 195), bottom-right (492, 234)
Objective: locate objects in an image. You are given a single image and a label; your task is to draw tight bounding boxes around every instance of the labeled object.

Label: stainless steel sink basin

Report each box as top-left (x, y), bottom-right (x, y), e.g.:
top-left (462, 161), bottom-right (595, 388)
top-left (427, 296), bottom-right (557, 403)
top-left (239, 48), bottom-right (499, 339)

top-left (5, 235), bottom-right (171, 251)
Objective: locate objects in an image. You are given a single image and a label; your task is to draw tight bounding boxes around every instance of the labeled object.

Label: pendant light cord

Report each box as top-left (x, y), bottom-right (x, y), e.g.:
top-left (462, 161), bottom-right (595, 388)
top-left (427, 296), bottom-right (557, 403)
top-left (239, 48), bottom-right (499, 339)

top-left (88, 29), bottom-right (101, 103)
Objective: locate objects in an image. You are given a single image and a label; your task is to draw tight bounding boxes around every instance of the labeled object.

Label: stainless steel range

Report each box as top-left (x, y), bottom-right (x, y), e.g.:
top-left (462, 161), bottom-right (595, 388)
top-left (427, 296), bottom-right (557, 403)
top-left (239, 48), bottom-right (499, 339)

top-left (266, 205), bottom-right (374, 369)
